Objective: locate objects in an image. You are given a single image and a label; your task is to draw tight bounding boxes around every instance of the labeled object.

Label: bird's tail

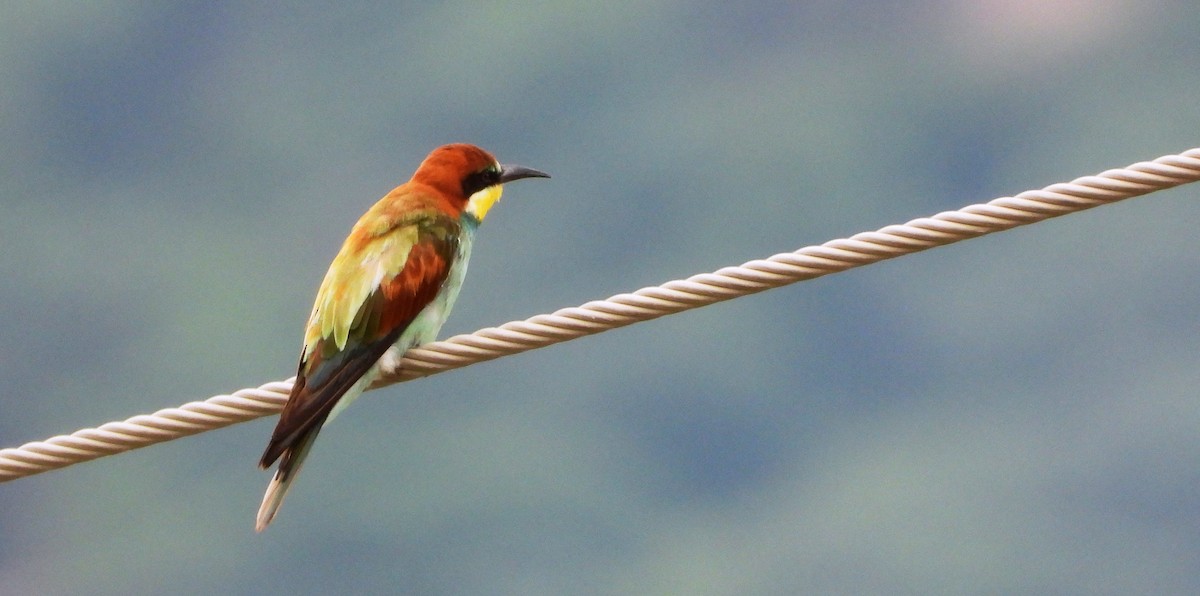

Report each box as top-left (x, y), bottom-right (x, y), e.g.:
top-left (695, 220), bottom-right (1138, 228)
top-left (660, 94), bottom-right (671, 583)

top-left (256, 426), bottom-right (321, 532)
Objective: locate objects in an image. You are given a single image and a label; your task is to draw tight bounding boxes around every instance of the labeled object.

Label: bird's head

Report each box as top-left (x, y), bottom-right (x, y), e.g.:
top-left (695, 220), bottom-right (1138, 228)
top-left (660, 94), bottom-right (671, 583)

top-left (411, 143), bottom-right (549, 222)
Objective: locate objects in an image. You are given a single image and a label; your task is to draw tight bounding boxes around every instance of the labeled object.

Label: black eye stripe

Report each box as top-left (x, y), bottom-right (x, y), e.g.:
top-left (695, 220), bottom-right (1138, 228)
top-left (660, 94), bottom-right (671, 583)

top-left (461, 166), bottom-right (501, 197)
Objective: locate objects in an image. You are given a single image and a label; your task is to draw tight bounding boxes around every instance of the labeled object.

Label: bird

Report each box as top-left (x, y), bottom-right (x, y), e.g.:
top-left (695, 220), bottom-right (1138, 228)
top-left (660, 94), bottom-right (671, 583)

top-left (256, 143), bottom-right (549, 532)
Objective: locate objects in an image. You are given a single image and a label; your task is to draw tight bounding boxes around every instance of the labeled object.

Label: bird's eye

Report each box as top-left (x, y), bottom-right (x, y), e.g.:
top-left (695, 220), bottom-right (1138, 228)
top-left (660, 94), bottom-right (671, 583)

top-left (461, 164), bottom-right (502, 197)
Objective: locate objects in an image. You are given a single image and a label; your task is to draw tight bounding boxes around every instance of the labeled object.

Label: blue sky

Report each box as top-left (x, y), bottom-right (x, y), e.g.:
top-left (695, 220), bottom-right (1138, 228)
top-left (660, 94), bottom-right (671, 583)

top-left (2, 2), bottom-right (1199, 594)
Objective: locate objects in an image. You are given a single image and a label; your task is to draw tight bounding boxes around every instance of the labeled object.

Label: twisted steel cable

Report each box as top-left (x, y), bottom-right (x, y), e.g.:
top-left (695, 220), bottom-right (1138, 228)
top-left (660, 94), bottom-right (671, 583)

top-left (2, 147), bottom-right (1198, 482)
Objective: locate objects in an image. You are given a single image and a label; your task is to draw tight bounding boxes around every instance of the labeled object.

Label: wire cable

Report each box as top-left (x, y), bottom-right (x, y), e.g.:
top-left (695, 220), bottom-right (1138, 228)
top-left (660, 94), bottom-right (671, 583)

top-left (2, 147), bottom-right (1197, 482)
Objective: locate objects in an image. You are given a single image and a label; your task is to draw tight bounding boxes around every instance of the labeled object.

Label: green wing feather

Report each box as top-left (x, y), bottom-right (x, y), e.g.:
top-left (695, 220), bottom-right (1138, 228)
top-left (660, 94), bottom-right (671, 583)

top-left (259, 212), bottom-right (459, 468)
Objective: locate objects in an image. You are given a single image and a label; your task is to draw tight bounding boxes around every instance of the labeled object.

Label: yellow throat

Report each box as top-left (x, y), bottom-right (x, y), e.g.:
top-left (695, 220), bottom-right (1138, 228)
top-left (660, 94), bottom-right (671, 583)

top-left (466, 184), bottom-right (503, 222)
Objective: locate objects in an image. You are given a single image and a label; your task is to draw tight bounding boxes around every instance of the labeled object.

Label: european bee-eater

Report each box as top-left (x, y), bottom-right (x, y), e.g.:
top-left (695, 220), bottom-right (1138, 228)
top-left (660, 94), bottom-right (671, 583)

top-left (256, 143), bottom-right (548, 531)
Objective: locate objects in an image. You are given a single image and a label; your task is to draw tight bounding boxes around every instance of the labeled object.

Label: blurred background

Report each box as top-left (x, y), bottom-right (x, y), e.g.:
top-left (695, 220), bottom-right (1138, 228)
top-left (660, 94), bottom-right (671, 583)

top-left (2, 1), bottom-right (1198, 594)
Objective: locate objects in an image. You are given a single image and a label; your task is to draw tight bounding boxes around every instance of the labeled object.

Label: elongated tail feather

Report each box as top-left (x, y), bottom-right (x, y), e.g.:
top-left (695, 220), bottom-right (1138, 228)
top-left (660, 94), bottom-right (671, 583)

top-left (256, 424), bottom-right (322, 532)
top-left (256, 373), bottom-right (375, 532)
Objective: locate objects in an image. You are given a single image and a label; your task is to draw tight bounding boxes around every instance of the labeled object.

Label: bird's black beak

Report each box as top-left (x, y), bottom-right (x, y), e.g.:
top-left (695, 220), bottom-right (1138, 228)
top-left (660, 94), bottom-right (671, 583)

top-left (499, 164), bottom-right (551, 183)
